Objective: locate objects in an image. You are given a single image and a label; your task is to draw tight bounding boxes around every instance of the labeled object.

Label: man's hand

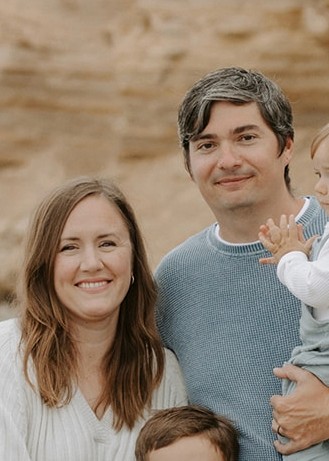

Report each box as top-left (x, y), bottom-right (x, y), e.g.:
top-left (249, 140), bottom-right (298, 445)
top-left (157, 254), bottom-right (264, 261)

top-left (271, 364), bottom-right (329, 455)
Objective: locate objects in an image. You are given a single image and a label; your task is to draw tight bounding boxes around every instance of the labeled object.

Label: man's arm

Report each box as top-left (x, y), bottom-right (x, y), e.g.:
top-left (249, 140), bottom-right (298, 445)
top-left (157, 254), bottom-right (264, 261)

top-left (271, 364), bottom-right (329, 455)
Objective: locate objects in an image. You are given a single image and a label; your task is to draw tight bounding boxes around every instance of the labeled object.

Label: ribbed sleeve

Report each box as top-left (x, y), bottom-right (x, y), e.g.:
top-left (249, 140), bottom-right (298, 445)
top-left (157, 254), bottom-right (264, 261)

top-left (277, 223), bottom-right (329, 315)
top-left (0, 319), bottom-right (31, 460)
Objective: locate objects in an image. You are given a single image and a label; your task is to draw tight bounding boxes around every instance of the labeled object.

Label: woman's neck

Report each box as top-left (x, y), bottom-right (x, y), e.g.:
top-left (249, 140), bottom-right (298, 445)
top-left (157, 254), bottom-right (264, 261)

top-left (72, 320), bottom-right (115, 418)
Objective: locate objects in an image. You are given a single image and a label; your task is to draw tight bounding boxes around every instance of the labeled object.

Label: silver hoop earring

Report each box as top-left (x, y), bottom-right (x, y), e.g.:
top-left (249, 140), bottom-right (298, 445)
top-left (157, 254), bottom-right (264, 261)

top-left (131, 274), bottom-right (135, 285)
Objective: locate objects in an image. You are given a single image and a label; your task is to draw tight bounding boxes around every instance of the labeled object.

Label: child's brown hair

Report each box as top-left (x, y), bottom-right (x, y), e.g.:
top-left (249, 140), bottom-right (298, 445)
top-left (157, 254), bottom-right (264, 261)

top-left (135, 405), bottom-right (239, 461)
top-left (310, 123), bottom-right (329, 159)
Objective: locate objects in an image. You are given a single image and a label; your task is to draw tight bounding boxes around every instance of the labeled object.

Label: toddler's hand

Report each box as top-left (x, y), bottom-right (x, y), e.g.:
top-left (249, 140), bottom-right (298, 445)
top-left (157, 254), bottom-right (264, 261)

top-left (258, 214), bottom-right (317, 264)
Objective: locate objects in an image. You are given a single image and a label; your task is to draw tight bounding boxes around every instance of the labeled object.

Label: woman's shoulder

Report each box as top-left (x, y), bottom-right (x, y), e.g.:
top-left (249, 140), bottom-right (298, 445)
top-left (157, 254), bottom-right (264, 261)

top-left (163, 347), bottom-right (181, 370)
top-left (0, 317), bottom-right (20, 350)
top-left (0, 318), bottom-right (24, 393)
top-left (154, 348), bottom-right (187, 406)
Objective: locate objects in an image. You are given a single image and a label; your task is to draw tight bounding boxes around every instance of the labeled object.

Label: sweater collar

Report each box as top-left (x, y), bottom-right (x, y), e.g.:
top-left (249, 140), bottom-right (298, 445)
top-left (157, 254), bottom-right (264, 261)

top-left (208, 196), bottom-right (319, 255)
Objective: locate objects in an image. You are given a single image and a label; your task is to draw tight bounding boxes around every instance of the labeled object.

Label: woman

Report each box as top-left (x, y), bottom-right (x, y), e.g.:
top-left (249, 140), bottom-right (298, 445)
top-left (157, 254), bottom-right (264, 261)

top-left (0, 177), bottom-right (187, 461)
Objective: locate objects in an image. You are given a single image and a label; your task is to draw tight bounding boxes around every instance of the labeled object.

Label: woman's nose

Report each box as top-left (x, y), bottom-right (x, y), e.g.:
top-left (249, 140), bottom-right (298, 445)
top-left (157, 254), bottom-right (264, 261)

top-left (80, 248), bottom-right (104, 271)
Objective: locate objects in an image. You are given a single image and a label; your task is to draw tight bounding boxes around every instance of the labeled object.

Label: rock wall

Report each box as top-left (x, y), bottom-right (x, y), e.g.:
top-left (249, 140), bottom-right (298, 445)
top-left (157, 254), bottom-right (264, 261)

top-left (1, 0), bottom-right (329, 306)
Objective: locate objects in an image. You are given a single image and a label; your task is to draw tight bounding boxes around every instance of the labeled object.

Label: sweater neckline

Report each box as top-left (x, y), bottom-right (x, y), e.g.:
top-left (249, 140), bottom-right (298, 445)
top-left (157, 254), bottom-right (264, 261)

top-left (73, 387), bottom-right (115, 442)
top-left (208, 196), bottom-right (319, 255)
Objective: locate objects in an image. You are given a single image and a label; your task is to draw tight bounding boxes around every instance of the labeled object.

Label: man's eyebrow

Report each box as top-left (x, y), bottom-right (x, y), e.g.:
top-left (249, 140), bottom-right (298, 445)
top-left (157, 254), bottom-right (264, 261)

top-left (190, 133), bottom-right (217, 142)
top-left (191, 124), bottom-right (261, 142)
top-left (233, 124), bottom-right (260, 134)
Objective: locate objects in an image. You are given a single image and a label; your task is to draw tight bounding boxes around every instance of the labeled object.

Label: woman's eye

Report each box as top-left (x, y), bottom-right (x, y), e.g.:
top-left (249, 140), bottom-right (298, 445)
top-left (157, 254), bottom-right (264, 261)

top-left (100, 240), bottom-right (116, 248)
top-left (60, 244), bottom-right (77, 252)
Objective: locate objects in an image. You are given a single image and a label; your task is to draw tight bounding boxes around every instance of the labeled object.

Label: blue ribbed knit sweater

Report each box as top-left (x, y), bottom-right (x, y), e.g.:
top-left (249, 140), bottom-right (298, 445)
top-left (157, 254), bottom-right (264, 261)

top-left (155, 196), bottom-right (327, 461)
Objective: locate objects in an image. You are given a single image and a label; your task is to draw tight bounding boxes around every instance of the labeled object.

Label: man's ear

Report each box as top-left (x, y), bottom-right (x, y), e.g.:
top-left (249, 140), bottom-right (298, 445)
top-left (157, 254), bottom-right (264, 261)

top-left (184, 156), bottom-right (194, 181)
top-left (283, 138), bottom-right (294, 165)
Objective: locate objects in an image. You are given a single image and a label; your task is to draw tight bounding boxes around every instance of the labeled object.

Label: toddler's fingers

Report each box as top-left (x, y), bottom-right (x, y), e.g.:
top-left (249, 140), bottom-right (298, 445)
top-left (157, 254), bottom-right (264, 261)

top-left (287, 214), bottom-right (298, 239)
top-left (259, 256), bottom-right (276, 265)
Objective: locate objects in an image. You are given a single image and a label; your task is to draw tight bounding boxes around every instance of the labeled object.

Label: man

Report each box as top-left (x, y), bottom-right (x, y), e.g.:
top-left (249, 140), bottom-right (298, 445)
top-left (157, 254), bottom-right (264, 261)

top-left (155, 67), bottom-right (329, 460)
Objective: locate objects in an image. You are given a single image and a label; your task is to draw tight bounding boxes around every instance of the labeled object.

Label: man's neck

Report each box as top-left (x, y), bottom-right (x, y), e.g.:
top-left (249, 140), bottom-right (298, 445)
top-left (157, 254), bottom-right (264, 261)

top-left (216, 196), bottom-right (306, 244)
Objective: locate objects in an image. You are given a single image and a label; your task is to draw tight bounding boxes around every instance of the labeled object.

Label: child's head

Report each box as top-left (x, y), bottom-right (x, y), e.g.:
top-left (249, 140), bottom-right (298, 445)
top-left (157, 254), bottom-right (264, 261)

top-left (135, 405), bottom-right (239, 461)
top-left (310, 123), bottom-right (329, 215)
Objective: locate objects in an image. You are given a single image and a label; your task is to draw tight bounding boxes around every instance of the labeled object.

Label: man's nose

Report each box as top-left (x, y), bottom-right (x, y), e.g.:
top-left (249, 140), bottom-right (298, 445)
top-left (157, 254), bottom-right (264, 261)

top-left (216, 144), bottom-right (242, 169)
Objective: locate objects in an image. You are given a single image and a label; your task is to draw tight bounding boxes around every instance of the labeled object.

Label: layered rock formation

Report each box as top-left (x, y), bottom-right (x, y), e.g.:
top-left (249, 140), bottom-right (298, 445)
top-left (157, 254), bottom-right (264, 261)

top-left (1, 0), bottom-right (329, 313)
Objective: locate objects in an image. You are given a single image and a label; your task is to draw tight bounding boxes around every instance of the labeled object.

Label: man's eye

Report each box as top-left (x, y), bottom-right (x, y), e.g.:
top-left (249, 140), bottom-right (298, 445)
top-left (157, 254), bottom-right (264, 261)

top-left (198, 142), bottom-right (215, 150)
top-left (240, 134), bottom-right (255, 142)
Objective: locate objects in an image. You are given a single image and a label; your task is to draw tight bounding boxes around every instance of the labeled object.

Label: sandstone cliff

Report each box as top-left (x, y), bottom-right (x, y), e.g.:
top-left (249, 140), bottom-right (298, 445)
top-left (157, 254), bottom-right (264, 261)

top-left (1, 0), bottom-right (329, 314)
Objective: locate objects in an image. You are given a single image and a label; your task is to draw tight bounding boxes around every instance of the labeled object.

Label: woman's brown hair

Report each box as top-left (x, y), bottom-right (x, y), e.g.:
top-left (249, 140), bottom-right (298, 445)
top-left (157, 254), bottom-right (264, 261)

top-left (18, 176), bottom-right (164, 430)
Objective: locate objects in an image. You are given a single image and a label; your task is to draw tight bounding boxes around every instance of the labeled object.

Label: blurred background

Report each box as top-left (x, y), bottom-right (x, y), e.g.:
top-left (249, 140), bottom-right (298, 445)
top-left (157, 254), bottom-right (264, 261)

top-left (1, 0), bottom-right (329, 318)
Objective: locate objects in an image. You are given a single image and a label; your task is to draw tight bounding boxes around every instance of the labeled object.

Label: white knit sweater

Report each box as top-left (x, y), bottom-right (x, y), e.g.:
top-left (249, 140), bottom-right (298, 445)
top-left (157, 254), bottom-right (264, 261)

top-left (0, 318), bottom-right (187, 461)
top-left (277, 222), bottom-right (329, 320)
